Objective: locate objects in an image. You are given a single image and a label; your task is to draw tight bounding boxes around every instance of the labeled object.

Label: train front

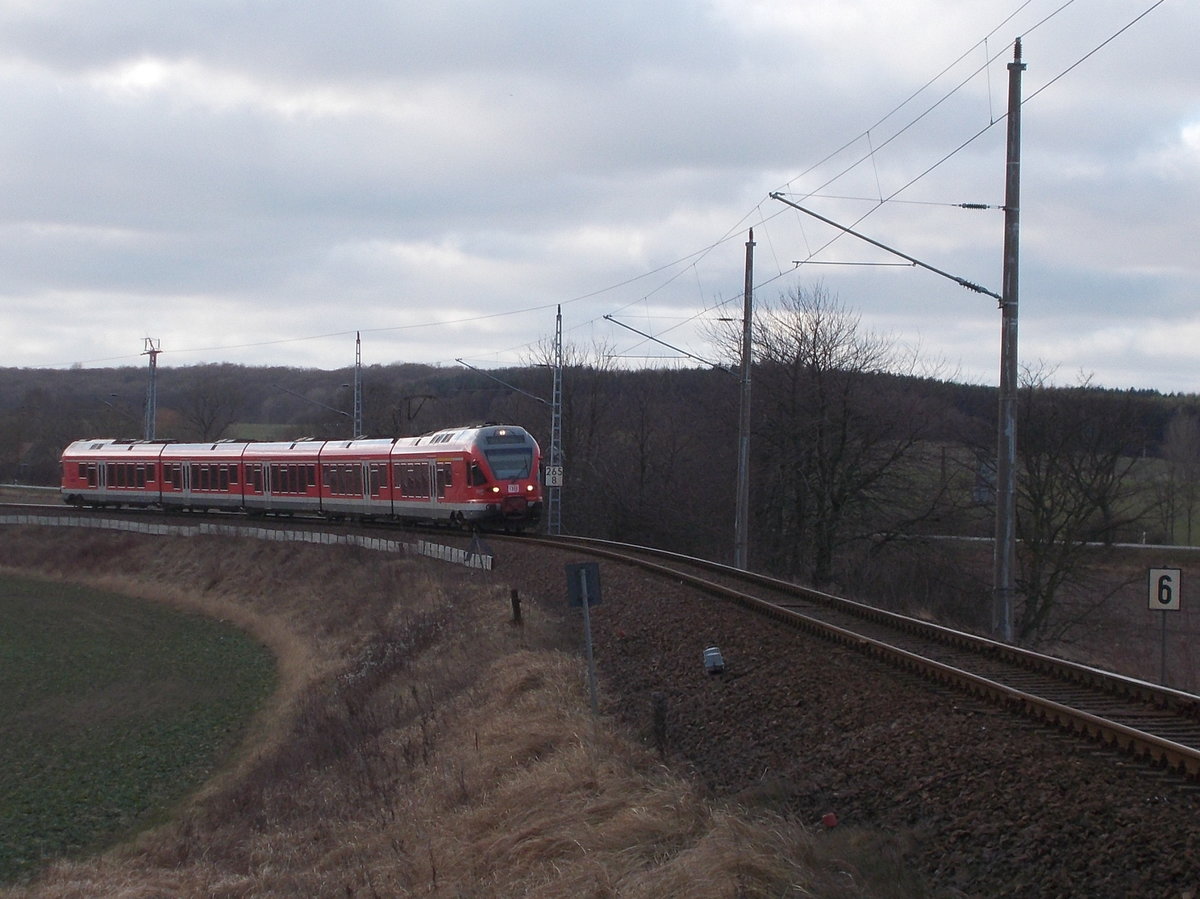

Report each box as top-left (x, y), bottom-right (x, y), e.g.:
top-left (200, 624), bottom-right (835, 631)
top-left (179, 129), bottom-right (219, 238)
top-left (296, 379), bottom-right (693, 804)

top-left (472, 425), bottom-right (543, 529)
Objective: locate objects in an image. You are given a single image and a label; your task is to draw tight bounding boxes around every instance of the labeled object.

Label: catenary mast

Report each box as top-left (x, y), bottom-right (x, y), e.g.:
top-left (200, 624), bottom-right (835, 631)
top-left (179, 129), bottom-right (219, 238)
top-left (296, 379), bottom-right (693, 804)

top-left (994, 38), bottom-right (1024, 643)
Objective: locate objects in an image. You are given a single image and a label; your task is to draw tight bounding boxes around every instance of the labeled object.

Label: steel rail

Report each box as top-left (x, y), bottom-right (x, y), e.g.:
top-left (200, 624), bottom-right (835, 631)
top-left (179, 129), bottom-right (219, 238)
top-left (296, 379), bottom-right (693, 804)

top-left (9, 504), bottom-right (1200, 779)
top-left (523, 532), bottom-right (1200, 780)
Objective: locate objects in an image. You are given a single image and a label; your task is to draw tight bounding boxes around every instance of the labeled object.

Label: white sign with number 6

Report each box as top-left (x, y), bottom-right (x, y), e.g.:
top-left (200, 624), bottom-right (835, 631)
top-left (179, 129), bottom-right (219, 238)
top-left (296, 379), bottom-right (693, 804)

top-left (1148, 568), bottom-right (1182, 611)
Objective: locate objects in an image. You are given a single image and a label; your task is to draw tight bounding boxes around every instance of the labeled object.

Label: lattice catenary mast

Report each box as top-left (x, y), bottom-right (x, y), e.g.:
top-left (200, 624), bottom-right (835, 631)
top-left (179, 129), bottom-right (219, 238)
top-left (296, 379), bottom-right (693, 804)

top-left (142, 337), bottom-right (161, 441)
top-left (547, 306), bottom-right (564, 535)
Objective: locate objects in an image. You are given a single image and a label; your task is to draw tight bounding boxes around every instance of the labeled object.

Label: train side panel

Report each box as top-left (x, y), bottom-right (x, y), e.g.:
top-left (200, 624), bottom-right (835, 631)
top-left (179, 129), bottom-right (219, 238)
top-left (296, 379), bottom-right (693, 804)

top-left (318, 438), bottom-right (396, 519)
top-left (61, 439), bottom-right (168, 508)
top-left (159, 441), bottom-right (250, 512)
top-left (239, 441), bottom-right (323, 515)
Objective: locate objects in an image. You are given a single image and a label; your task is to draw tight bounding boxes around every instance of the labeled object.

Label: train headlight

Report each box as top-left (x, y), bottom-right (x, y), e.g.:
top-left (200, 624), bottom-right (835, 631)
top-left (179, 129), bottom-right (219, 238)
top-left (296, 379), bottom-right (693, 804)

top-left (490, 486), bottom-right (500, 494)
top-left (526, 484), bottom-right (534, 492)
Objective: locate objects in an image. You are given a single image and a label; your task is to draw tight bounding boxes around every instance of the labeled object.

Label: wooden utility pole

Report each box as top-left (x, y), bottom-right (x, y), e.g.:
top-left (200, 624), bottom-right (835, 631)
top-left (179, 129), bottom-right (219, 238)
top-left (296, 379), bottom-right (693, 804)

top-left (994, 38), bottom-right (1025, 643)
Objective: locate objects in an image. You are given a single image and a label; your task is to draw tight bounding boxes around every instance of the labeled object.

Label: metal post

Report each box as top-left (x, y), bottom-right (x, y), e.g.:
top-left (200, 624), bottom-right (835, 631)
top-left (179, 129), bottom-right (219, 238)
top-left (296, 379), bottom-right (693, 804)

top-left (548, 306), bottom-right (564, 535)
top-left (1161, 610), bottom-right (1167, 685)
top-left (353, 331), bottom-right (363, 439)
top-left (994, 39), bottom-right (1025, 643)
top-left (142, 337), bottom-right (161, 441)
top-left (579, 567), bottom-right (598, 714)
top-left (734, 229), bottom-right (754, 570)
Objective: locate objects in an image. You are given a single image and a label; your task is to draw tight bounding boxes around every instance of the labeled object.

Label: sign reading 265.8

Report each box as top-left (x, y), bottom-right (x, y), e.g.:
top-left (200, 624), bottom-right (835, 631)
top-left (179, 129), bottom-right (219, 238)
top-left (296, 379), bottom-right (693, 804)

top-left (1148, 568), bottom-right (1182, 611)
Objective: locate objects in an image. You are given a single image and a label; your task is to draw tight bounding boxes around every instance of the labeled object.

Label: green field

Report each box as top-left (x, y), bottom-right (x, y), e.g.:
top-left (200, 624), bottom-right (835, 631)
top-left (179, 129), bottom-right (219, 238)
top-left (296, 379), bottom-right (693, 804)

top-left (0, 575), bottom-right (276, 884)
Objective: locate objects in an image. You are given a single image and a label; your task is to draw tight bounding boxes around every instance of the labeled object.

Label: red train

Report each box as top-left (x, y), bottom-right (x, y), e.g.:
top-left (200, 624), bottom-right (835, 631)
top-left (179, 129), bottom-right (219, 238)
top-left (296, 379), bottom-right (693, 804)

top-left (60, 424), bottom-right (543, 530)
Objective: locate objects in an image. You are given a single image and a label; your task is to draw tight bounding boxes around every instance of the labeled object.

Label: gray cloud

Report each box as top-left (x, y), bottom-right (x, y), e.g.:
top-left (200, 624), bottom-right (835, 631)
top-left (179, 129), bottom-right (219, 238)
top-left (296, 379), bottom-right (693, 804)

top-left (0, 0), bottom-right (1196, 390)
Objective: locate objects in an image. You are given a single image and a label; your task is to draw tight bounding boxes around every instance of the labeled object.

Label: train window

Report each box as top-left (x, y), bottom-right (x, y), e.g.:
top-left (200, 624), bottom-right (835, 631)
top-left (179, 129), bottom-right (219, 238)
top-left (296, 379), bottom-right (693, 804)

top-left (393, 461), bottom-right (431, 499)
top-left (218, 466), bottom-right (229, 491)
top-left (484, 448), bottom-right (532, 480)
top-left (335, 464), bottom-right (362, 496)
top-left (228, 464), bottom-right (238, 486)
top-left (469, 462), bottom-right (487, 487)
top-left (250, 464), bottom-right (263, 492)
top-left (368, 463), bottom-right (384, 497)
top-left (435, 463), bottom-right (451, 500)
top-left (136, 464), bottom-right (146, 489)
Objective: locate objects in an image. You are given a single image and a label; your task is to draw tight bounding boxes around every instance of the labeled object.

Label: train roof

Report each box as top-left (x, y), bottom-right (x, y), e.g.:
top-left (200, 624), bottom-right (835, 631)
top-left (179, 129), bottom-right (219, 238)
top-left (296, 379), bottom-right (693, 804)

top-left (61, 439), bottom-right (169, 459)
top-left (61, 425), bottom-right (538, 461)
top-left (404, 423), bottom-right (535, 448)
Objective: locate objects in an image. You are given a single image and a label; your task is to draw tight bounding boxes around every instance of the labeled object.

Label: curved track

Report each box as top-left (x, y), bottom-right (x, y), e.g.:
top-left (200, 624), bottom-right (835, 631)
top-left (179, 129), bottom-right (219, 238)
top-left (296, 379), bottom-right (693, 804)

top-left (8, 501), bottom-right (1200, 780)
top-left (515, 533), bottom-right (1200, 781)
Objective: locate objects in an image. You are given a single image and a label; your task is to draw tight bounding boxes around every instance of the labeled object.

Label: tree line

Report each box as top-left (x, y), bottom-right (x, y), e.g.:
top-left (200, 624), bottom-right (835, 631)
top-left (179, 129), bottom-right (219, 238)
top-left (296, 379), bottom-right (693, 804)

top-left (2, 284), bottom-right (1197, 646)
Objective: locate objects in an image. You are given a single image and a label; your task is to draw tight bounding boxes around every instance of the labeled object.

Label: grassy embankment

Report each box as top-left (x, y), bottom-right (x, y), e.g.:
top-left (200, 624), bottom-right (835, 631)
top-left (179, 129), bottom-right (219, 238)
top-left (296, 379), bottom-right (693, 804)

top-left (0, 527), bottom-right (919, 897)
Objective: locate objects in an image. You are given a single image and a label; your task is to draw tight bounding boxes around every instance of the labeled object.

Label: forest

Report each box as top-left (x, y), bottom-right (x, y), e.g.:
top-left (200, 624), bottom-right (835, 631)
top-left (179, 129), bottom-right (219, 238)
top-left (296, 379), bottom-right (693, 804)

top-left (3, 288), bottom-right (1198, 647)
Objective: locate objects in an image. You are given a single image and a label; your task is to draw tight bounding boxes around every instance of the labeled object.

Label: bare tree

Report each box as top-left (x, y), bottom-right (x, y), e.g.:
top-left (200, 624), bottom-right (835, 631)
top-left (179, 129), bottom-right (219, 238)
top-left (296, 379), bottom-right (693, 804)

top-left (745, 284), bottom-right (946, 587)
top-left (1014, 367), bottom-right (1147, 644)
top-left (521, 336), bottom-right (623, 534)
top-left (174, 364), bottom-right (250, 442)
top-left (1158, 408), bottom-right (1200, 544)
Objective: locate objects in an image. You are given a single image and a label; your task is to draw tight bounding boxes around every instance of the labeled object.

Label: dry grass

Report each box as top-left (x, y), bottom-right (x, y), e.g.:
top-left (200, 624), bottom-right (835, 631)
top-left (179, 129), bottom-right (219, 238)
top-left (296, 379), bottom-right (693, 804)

top-left (0, 528), bottom-right (907, 897)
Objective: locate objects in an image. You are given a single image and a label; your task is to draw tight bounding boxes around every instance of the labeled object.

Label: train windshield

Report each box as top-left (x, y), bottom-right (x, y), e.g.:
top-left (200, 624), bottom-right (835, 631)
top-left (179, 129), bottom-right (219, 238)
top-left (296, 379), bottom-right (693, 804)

top-left (484, 447), bottom-right (533, 480)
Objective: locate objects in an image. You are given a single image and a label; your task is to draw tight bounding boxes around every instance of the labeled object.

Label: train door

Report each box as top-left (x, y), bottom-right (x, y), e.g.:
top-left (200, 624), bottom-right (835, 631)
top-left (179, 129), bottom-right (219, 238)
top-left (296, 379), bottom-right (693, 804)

top-left (368, 461), bottom-right (386, 515)
top-left (96, 460), bottom-right (109, 502)
top-left (355, 460), bottom-right (371, 516)
top-left (263, 463), bottom-right (274, 511)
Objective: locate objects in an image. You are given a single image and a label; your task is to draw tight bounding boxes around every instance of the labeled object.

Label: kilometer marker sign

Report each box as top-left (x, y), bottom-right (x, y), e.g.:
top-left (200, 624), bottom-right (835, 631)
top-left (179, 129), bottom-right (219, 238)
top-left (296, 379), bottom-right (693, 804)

top-left (1148, 568), bottom-right (1182, 611)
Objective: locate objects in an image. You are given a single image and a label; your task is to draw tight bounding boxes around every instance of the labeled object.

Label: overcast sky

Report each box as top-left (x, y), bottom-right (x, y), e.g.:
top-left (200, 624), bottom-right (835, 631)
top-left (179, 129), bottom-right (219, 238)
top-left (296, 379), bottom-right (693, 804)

top-left (1, 0), bottom-right (1196, 391)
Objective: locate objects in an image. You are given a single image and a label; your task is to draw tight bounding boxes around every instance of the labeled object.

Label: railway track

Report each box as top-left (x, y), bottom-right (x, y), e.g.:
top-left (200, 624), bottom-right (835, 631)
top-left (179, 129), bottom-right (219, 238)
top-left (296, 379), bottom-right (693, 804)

top-left (518, 532), bottom-right (1200, 782)
top-left (8, 501), bottom-right (1200, 781)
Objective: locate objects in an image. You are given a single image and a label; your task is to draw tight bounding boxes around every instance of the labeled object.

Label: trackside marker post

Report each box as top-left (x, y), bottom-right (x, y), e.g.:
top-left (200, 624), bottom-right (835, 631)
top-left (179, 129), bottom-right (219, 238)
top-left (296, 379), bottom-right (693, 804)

top-left (566, 562), bottom-right (601, 714)
top-left (1148, 567), bottom-right (1181, 685)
